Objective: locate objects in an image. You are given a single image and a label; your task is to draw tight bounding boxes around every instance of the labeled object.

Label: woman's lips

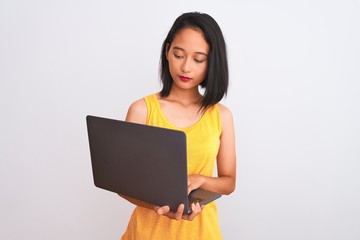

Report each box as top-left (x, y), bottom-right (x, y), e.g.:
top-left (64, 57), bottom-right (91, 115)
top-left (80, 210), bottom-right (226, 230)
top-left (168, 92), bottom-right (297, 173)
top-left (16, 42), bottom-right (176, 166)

top-left (179, 76), bottom-right (191, 82)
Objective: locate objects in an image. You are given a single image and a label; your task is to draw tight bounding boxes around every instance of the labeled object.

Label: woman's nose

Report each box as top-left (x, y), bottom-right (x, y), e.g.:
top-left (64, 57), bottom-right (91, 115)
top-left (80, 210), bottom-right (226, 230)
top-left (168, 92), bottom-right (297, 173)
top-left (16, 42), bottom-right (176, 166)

top-left (181, 58), bottom-right (191, 73)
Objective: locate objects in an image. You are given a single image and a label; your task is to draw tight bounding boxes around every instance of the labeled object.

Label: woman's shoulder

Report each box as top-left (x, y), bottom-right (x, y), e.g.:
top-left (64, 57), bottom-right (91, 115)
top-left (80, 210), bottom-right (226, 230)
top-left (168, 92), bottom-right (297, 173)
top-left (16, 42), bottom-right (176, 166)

top-left (128, 98), bottom-right (147, 111)
top-left (126, 97), bottom-right (148, 124)
top-left (217, 103), bottom-right (233, 121)
top-left (216, 103), bottom-right (234, 133)
top-left (128, 93), bottom-right (158, 110)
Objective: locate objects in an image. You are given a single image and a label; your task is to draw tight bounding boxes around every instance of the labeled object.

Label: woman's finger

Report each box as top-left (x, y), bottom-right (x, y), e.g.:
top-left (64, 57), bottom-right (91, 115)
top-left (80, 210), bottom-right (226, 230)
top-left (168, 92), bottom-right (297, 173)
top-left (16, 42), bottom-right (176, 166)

top-left (186, 202), bottom-right (202, 221)
top-left (174, 204), bottom-right (184, 220)
top-left (155, 205), bottom-right (170, 215)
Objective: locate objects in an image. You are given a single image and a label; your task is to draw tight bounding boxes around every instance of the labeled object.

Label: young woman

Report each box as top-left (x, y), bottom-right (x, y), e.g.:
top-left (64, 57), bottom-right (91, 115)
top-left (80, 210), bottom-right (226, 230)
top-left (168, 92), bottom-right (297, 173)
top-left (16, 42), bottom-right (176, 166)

top-left (120, 12), bottom-right (236, 240)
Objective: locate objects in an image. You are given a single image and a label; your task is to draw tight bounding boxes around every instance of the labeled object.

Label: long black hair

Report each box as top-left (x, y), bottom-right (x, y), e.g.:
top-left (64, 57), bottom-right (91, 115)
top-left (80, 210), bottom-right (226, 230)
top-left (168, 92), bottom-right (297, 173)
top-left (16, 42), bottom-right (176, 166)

top-left (159, 12), bottom-right (229, 111)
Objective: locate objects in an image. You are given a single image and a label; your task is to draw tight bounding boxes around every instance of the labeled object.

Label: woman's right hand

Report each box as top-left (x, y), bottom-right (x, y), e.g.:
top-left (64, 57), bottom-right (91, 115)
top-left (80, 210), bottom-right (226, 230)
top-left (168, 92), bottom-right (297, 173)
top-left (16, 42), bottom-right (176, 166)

top-left (154, 202), bottom-right (203, 221)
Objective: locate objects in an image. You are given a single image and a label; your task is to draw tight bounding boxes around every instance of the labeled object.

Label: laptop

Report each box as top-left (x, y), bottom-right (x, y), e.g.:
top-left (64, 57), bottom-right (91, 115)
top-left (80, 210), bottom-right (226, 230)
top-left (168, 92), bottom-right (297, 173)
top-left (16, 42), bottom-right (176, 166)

top-left (86, 115), bottom-right (221, 214)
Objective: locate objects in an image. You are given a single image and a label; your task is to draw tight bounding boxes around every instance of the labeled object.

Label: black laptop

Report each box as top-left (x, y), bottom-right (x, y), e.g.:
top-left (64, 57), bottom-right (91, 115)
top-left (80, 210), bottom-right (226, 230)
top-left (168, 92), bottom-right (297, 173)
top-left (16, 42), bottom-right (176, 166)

top-left (86, 115), bottom-right (221, 214)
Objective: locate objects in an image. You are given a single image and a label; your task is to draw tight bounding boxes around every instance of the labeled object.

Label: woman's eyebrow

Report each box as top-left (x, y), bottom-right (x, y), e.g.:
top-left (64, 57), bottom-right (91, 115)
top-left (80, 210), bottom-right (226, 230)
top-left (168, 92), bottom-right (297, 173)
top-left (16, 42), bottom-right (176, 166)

top-left (173, 46), bottom-right (208, 56)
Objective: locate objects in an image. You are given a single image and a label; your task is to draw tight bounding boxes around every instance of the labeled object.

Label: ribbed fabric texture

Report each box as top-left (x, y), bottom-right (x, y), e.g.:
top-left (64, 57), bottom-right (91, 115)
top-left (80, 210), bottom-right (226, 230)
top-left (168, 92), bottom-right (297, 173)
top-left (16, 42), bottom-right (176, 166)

top-left (121, 93), bottom-right (222, 240)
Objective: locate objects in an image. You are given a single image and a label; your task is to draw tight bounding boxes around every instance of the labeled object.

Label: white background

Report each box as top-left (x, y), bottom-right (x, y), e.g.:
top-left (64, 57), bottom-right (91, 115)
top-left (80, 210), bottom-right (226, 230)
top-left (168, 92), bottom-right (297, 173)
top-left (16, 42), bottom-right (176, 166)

top-left (1, 0), bottom-right (359, 239)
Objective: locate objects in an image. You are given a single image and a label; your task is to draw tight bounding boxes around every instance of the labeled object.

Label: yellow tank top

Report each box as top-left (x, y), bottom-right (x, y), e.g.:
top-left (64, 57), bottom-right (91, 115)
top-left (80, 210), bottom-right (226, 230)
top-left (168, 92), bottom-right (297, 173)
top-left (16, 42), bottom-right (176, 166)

top-left (121, 94), bottom-right (223, 240)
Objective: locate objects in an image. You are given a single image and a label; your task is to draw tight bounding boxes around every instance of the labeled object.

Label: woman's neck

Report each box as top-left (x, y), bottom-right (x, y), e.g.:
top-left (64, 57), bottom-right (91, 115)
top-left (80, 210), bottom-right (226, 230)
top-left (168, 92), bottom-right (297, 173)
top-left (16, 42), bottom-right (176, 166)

top-left (165, 87), bottom-right (203, 106)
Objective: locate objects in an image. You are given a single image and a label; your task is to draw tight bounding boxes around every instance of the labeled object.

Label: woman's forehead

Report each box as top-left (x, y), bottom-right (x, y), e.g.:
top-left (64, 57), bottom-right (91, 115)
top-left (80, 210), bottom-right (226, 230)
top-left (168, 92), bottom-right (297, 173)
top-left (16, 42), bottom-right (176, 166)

top-left (171, 28), bottom-right (209, 54)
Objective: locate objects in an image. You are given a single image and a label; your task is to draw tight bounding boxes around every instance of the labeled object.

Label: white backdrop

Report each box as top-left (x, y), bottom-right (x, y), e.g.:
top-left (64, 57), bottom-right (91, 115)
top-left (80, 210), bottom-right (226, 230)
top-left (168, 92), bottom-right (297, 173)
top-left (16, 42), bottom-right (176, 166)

top-left (1, 0), bottom-right (359, 239)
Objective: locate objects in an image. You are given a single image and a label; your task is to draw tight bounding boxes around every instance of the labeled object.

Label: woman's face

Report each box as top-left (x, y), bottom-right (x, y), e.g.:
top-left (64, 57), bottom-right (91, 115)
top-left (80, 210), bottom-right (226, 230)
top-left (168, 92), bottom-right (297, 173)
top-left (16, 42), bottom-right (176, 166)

top-left (166, 28), bottom-right (209, 92)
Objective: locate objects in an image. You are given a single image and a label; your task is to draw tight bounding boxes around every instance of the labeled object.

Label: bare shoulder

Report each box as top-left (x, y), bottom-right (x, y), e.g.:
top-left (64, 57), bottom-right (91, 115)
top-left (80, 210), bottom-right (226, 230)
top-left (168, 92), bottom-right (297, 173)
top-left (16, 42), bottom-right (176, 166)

top-left (217, 103), bottom-right (235, 136)
top-left (217, 103), bottom-right (234, 124)
top-left (126, 98), bottom-right (147, 124)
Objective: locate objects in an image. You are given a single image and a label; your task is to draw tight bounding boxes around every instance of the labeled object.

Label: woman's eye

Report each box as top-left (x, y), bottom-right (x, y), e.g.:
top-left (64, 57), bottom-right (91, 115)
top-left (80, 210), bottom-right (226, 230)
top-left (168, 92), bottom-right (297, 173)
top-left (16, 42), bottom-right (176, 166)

top-left (174, 54), bottom-right (183, 59)
top-left (194, 59), bottom-right (205, 63)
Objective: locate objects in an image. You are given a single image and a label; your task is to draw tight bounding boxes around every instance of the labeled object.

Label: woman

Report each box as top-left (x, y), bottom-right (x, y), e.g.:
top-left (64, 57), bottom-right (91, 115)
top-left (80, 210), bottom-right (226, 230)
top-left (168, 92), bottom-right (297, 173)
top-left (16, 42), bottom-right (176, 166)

top-left (121, 12), bottom-right (236, 240)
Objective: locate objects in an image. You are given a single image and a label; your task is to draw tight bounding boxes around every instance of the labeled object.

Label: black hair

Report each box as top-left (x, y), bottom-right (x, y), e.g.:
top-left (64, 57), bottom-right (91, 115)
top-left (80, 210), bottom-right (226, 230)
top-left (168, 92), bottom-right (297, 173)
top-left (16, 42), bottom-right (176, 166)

top-left (159, 12), bottom-right (229, 111)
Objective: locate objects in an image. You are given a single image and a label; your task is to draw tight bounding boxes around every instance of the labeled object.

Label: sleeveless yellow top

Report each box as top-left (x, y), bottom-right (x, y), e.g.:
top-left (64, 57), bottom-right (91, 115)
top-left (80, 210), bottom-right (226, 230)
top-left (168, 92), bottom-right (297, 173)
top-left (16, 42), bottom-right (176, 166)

top-left (121, 94), bottom-right (223, 240)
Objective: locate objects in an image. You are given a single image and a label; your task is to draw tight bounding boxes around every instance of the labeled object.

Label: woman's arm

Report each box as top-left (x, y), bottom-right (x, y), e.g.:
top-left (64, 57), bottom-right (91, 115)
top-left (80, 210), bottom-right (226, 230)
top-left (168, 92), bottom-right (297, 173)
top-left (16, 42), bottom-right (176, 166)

top-left (188, 104), bottom-right (236, 195)
top-left (120, 97), bottom-right (203, 220)
top-left (118, 99), bottom-right (149, 206)
top-left (118, 99), bottom-right (150, 208)
top-left (125, 98), bottom-right (147, 124)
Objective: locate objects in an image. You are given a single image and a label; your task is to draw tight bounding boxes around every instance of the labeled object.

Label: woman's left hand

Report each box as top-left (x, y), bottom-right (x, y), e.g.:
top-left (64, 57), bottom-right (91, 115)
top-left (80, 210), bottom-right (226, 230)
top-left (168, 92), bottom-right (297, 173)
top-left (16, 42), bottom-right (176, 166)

top-left (187, 174), bottom-right (205, 194)
top-left (154, 202), bottom-right (203, 221)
